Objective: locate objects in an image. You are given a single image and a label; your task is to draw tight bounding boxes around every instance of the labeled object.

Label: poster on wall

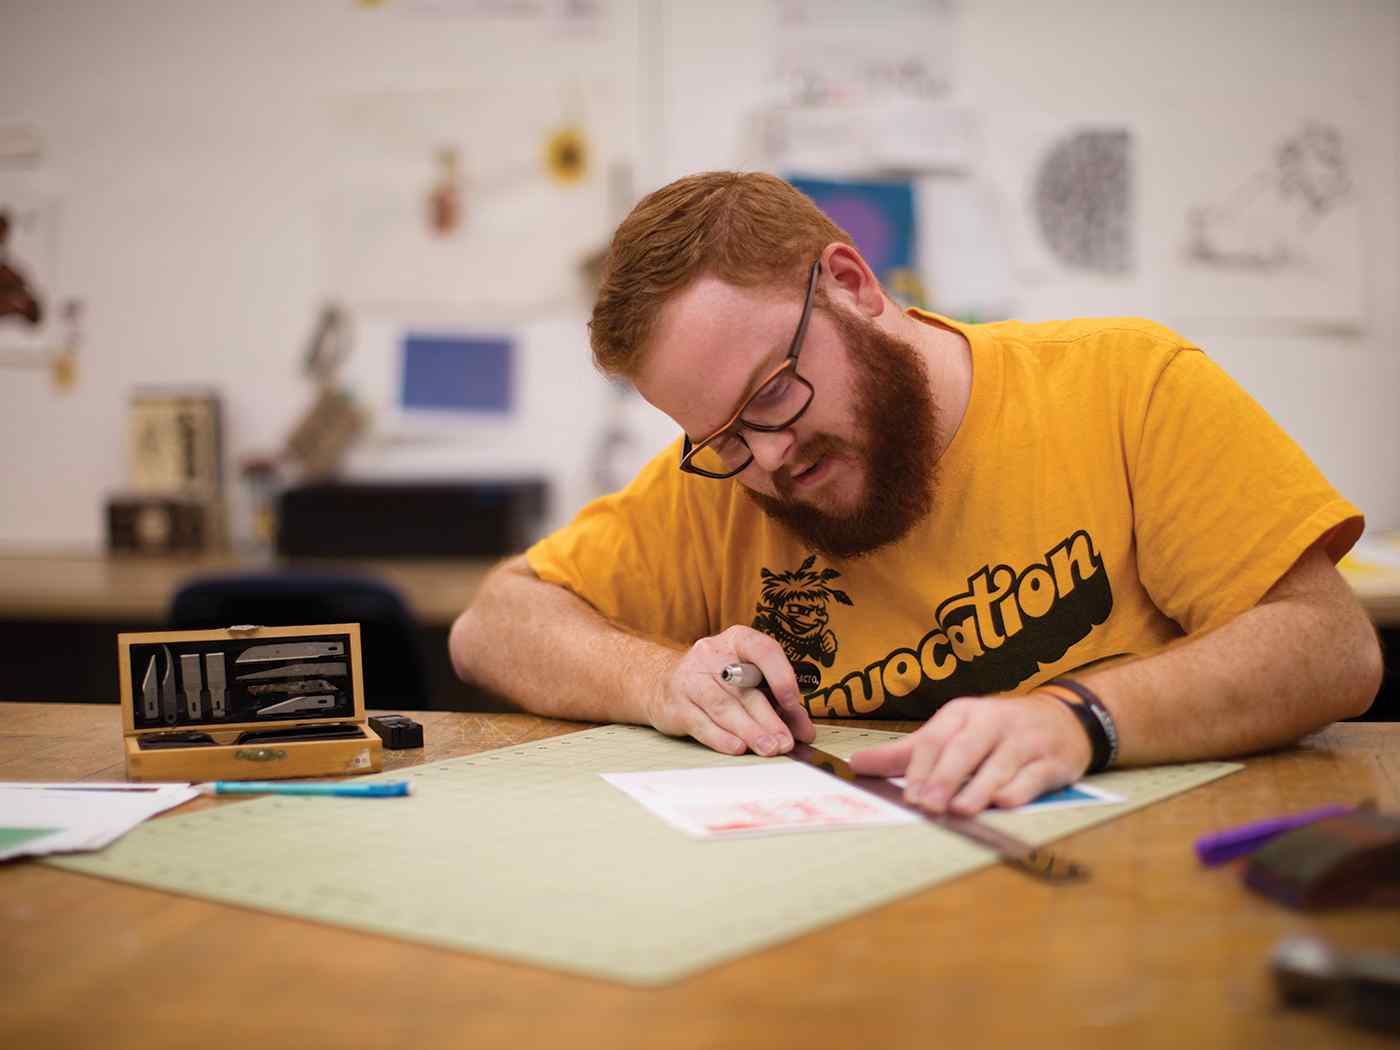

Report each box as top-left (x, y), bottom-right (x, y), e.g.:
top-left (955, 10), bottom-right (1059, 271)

top-left (981, 117), bottom-right (1137, 286)
top-left (324, 85), bottom-right (621, 320)
top-left (0, 181), bottom-right (81, 391)
top-left (367, 0), bottom-right (609, 37)
top-left (1163, 120), bottom-right (1364, 331)
top-left (786, 177), bottom-right (922, 305)
top-left (974, 114), bottom-right (1148, 319)
top-left (759, 0), bottom-right (969, 176)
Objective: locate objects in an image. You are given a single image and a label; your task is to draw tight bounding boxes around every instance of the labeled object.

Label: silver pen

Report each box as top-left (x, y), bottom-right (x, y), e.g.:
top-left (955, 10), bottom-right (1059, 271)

top-left (719, 661), bottom-right (765, 689)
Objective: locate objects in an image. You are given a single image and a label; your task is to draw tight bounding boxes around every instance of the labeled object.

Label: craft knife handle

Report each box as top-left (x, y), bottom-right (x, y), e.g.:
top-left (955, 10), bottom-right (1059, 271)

top-left (719, 662), bottom-right (765, 690)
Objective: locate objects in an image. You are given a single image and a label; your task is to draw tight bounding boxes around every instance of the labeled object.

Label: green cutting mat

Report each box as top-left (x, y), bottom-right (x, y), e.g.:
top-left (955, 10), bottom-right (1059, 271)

top-left (48, 725), bottom-right (1240, 985)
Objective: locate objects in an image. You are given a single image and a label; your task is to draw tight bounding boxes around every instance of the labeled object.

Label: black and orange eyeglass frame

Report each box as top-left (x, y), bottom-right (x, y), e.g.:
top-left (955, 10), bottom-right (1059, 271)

top-left (678, 259), bottom-right (822, 480)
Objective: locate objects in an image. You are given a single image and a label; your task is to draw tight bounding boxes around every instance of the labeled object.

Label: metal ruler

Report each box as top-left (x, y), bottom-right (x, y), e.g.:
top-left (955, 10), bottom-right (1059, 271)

top-left (788, 742), bottom-right (1089, 883)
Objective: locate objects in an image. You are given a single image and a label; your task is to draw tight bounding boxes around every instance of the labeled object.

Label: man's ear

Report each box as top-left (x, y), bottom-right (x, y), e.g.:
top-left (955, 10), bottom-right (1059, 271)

top-left (820, 242), bottom-right (886, 318)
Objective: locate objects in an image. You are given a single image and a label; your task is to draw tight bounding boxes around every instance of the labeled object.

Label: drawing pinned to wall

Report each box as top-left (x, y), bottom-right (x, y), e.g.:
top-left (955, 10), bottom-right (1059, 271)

top-left (979, 115), bottom-right (1141, 308)
top-left (1185, 123), bottom-right (1350, 271)
top-left (769, 0), bottom-right (956, 109)
top-left (786, 177), bottom-right (924, 306)
top-left (369, 0), bottom-right (609, 37)
top-left (327, 88), bottom-right (616, 315)
top-left (1166, 120), bottom-right (1363, 330)
top-left (1032, 128), bottom-right (1133, 276)
top-left (756, 0), bottom-right (968, 177)
top-left (0, 188), bottom-right (83, 392)
top-left (0, 208), bottom-right (43, 326)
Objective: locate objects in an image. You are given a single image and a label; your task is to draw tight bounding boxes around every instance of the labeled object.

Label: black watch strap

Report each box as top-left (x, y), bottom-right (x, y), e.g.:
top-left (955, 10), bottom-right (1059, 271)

top-left (1046, 677), bottom-right (1119, 774)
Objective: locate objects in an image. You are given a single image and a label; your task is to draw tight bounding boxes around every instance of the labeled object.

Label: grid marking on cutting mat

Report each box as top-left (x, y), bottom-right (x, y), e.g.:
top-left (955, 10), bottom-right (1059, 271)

top-left (48, 724), bottom-right (1240, 985)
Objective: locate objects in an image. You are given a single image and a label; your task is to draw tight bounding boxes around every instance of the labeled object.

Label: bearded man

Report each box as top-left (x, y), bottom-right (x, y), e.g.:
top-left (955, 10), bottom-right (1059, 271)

top-left (449, 171), bottom-right (1380, 816)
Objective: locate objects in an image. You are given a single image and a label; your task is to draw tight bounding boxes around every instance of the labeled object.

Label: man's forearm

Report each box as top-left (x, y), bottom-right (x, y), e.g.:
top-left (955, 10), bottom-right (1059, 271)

top-left (448, 555), bottom-right (682, 725)
top-left (1061, 549), bottom-right (1381, 765)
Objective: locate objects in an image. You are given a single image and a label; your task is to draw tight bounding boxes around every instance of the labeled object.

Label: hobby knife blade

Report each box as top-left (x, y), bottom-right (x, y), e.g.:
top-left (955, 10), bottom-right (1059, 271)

top-left (140, 654), bottom-right (159, 720)
top-left (256, 694), bottom-right (338, 716)
top-left (234, 641), bottom-right (345, 664)
top-left (247, 678), bottom-right (340, 696)
top-left (206, 652), bottom-right (226, 718)
top-left (788, 742), bottom-right (1089, 883)
top-left (179, 653), bottom-right (204, 719)
top-left (235, 661), bottom-right (348, 682)
top-left (160, 646), bottom-right (177, 725)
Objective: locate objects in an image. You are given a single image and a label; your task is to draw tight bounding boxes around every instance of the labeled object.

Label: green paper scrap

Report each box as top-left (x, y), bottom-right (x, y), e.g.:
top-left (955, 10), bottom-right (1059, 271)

top-left (47, 725), bottom-right (1241, 985)
top-left (1, 827), bottom-right (61, 851)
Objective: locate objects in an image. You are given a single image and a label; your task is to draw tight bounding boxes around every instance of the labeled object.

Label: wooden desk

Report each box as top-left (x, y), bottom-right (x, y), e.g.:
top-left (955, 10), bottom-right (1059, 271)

top-left (2, 704), bottom-right (1397, 1050)
top-left (0, 552), bottom-right (497, 627)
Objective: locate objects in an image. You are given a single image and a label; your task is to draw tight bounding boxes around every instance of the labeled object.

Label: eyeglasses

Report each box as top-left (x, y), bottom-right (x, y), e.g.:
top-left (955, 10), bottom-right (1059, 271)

top-left (679, 260), bottom-right (820, 479)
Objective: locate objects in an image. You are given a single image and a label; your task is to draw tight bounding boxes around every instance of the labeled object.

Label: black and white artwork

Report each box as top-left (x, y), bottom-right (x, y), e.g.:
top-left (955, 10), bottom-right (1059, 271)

top-left (1184, 122), bottom-right (1351, 271)
top-left (1168, 120), bottom-right (1363, 329)
top-left (1031, 128), bottom-right (1133, 276)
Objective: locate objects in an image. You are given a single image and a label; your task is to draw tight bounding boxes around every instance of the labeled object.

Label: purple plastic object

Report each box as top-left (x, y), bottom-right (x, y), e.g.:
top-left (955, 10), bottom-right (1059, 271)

top-left (1195, 804), bottom-right (1354, 866)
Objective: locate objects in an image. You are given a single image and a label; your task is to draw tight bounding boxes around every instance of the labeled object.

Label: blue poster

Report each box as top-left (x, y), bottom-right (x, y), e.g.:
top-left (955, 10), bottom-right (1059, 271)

top-left (787, 177), bottom-right (919, 303)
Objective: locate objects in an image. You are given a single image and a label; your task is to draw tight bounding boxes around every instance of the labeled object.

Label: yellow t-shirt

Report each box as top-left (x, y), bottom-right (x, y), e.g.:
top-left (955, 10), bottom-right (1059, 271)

top-left (528, 315), bottom-right (1363, 719)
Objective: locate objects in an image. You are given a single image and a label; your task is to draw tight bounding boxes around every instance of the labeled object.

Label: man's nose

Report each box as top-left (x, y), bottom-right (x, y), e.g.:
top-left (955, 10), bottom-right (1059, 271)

top-left (744, 427), bottom-right (796, 473)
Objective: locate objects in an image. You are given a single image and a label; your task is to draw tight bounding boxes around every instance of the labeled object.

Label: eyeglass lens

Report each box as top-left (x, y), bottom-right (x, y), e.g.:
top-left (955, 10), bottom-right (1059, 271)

top-left (685, 369), bottom-right (811, 476)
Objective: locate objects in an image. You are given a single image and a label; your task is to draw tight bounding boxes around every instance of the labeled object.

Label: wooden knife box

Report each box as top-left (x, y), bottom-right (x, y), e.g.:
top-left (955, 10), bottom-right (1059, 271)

top-left (117, 623), bottom-right (382, 782)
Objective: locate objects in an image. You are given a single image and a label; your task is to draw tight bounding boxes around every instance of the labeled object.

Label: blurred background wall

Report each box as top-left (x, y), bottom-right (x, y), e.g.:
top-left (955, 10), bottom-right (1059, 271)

top-left (1, 0), bottom-right (1396, 552)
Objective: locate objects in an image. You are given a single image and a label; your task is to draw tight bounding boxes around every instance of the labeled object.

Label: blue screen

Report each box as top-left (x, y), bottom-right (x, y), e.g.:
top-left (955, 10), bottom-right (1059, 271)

top-left (400, 333), bottom-right (513, 413)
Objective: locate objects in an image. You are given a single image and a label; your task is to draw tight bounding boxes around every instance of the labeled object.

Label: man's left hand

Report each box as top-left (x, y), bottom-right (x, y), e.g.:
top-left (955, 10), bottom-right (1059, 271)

top-left (847, 694), bottom-right (1092, 815)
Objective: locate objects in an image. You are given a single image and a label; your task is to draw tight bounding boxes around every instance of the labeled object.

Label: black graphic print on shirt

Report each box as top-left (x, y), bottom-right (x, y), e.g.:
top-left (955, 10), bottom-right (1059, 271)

top-left (753, 530), bottom-right (1114, 719)
top-left (749, 555), bottom-right (854, 694)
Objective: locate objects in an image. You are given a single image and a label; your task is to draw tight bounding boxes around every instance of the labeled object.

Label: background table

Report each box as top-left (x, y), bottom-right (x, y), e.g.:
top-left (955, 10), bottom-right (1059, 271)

top-left (2, 704), bottom-right (1397, 1049)
top-left (0, 553), bottom-right (497, 707)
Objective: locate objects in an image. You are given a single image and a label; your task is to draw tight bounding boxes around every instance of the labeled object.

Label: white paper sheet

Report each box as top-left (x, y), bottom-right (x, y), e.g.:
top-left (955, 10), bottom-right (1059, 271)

top-left (604, 765), bottom-right (1128, 842)
top-left (0, 782), bottom-right (200, 861)
top-left (603, 764), bottom-right (917, 840)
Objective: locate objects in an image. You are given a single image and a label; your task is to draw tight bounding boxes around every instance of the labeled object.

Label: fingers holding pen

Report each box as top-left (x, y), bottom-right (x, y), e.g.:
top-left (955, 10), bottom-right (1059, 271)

top-left (658, 629), bottom-right (798, 757)
top-left (729, 630), bottom-right (815, 745)
top-left (652, 627), bottom-right (820, 758)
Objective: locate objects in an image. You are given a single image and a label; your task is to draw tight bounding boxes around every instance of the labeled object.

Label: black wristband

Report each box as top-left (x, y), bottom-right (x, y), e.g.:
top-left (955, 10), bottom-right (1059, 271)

top-left (1047, 677), bottom-right (1119, 774)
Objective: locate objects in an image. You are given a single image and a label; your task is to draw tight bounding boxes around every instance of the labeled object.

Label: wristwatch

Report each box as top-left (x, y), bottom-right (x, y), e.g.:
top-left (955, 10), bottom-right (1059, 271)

top-left (1045, 677), bottom-right (1119, 774)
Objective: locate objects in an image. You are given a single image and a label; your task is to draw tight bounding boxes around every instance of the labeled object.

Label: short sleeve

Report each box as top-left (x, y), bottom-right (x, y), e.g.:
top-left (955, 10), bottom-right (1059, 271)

top-left (1129, 348), bottom-right (1363, 633)
top-left (525, 441), bottom-right (715, 645)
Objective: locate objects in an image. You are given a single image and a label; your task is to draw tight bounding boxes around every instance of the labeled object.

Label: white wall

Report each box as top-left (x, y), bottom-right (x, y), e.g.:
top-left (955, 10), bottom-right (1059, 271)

top-left (658, 0), bottom-right (1400, 528)
top-left (0, 0), bottom-right (641, 547)
top-left (1, 0), bottom-right (1396, 552)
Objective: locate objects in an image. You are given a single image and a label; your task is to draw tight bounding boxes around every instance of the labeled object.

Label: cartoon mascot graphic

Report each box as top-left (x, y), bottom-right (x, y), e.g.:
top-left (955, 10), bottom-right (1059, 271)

top-left (751, 555), bottom-right (852, 694)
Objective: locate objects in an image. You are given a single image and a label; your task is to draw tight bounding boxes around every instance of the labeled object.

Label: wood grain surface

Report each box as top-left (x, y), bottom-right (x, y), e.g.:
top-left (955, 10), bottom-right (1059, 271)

top-left (2, 703), bottom-right (1398, 1050)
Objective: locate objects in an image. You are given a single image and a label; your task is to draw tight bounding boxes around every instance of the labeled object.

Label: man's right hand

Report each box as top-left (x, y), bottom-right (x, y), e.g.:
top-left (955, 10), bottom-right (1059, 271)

top-left (646, 625), bottom-right (815, 757)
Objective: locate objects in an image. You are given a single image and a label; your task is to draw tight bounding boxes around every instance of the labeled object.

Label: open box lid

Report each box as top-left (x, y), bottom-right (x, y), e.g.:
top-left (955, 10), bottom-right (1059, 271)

top-left (117, 623), bottom-right (366, 738)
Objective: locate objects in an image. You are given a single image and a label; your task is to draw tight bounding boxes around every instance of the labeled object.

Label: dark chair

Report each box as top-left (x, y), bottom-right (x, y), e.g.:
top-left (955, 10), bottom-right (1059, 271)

top-left (169, 572), bottom-right (431, 710)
